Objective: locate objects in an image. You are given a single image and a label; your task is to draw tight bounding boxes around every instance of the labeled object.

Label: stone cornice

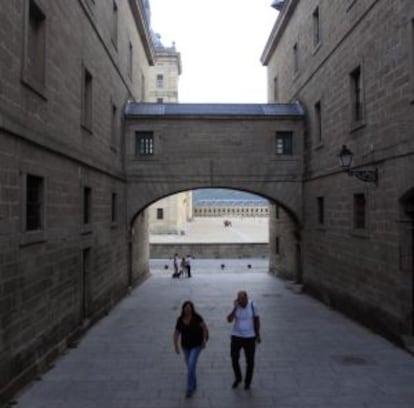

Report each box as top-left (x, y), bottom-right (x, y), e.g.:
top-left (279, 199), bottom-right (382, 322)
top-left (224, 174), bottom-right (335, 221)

top-left (128, 0), bottom-right (156, 65)
top-left (261, 0), bottom-right (299, 66)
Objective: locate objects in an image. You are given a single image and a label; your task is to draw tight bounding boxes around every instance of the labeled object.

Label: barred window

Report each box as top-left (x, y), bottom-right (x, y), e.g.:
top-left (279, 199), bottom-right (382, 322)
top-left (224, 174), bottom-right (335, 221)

top-left (275, 131), bottom-right (293, 155)
top-left (136, 132), bottom-right (154, 155)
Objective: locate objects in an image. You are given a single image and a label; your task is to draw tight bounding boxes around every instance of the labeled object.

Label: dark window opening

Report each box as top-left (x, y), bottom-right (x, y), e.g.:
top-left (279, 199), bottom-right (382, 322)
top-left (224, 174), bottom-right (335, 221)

top-left (350, 66), bottom-right (363, 122)
top-left (111, 193), bottom-right (117, 222)
top-left (317, 196), bottom-right (324, 225)
top-left (83, 186), bottom-right (91, 225)
top-left (353, 193), bottom-right (366, 229)
top-left (26, 174), bottom-right (43, 231)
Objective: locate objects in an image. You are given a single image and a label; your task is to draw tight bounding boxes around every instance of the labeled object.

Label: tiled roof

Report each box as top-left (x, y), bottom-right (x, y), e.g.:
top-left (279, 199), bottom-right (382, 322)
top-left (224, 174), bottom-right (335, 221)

top-left (124, 102), bottom-right (304, 117)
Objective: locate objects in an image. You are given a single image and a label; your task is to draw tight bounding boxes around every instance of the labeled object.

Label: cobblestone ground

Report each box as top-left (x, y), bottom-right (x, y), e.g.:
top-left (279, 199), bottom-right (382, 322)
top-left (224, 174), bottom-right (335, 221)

top-left (15, 262), bottom-right (414, 408)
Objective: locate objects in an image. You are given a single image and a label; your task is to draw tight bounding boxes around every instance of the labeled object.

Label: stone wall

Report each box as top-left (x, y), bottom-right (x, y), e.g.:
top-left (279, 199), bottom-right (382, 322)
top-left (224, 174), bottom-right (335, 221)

top-left (150, 243), bottom-right (269, 259)
top-left (263, 0), bottom-right (414, 340)
top-left (0, 0), bottom-right (152, 401)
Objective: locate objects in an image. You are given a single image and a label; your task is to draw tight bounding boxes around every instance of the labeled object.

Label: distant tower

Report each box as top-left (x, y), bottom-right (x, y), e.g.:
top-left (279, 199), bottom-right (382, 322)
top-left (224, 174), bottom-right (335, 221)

top-left (147, 33), bottom-right (182, 103)
top-left (147, 26), bottom-right (190, 235)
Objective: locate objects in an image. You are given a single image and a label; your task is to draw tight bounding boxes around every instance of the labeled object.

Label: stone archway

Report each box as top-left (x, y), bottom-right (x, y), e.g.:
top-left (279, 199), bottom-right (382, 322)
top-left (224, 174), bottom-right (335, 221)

top-left (128, 186), bottom-right (303, 287)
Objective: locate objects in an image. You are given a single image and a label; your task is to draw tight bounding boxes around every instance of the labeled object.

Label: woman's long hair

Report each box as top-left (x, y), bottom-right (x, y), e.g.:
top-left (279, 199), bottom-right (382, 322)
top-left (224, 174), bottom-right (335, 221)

top-left (180, 300), bottom-right (195, 318)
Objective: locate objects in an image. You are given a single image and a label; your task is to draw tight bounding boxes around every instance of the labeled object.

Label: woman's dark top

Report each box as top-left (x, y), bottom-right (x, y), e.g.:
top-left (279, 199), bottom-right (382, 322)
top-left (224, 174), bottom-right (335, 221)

top-left (175, 313), bottom-right (204, 349)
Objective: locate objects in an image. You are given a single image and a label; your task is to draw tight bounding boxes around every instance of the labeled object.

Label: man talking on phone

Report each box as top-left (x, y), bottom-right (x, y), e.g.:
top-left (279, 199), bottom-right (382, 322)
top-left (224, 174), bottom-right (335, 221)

top-left (227, 290), bottom-right (261, 390)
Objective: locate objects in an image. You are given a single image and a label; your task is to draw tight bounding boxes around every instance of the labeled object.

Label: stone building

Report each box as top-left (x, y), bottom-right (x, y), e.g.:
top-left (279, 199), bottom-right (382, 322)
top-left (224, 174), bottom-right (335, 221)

top-left (145, 33), bottom-right (193, 235)
top-left (0, 0), bottom-right (154, 400)
top-left (193, 199), bottom-right (269, 217)
top-left (262, 0), bottom-right (414, 342)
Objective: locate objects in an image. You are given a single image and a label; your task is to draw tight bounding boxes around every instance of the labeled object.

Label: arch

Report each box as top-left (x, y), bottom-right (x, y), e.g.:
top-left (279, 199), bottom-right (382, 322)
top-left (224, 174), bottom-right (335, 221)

top-left (129, 186), bottom-right (302, 228)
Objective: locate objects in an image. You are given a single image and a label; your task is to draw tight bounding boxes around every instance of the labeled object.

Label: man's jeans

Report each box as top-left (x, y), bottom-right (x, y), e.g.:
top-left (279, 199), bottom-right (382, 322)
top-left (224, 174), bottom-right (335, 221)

top-left (183, 346), bottom-right (202, 392)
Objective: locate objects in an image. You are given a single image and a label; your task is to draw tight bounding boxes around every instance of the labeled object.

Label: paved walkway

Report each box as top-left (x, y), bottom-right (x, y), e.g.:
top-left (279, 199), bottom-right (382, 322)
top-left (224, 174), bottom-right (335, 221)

top-left (150, 216), bottom-right (269, 243)
top-left (15, 261), bottom-right (414, 408)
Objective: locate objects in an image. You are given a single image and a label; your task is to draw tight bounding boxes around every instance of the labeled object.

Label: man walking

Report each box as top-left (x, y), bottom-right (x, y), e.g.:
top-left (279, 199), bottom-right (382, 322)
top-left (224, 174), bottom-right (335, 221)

top-left (227, 290), bottom-right (261, 390)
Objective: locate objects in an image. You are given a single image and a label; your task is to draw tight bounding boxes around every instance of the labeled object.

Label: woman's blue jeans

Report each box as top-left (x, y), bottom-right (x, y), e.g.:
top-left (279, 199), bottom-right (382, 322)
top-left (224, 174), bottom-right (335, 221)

top-left (182, 346), bottom-right (202, 392)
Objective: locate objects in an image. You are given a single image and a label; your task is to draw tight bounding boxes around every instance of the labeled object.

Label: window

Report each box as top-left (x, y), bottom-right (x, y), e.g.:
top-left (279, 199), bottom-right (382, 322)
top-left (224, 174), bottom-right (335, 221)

top-left (82, 67), bottom-right (93, 130)
top-left (83, 187), bottom-right (91, 224)
top-left (317, 196), bottom-right (324, 225)
top-left (23, 0), bottom-right (46, 92)
top-left (275, 131), bottom-right (293, 155)
top-left (293, 43), bottom-right (299, 74)
top-left (111, 193), bottom-right (117, 223)
top-left (313, 6), bottom-right (321, 47)
top-left (273, 76), bottom-right (279, 101)
top-left (128, 42), bottom-right (133, 79)
top-left (111, 103), bottom-right (118, 150)
top-left (275, 204), bottom-right (280, 219)
top-left (157, 208), bottom-right (164, 220)
top-left (136, 131), bottom-right (154, 155)
top-left (156, 74), bottom-right (164, 88)
top-left (275, 237), bottom-right (280, 255)
top-left (353, 193), bottom-right (366, 229)
top-left (350, 65), bottom-right (364, 124)
top-left (157, 98), bottom-right (164, 103)
top-left (315, 101), bottom-right (322, 143)
top-left (111, 1), bottom-right (118, 48)
top-left (26, 174), bottom-right (44, 231)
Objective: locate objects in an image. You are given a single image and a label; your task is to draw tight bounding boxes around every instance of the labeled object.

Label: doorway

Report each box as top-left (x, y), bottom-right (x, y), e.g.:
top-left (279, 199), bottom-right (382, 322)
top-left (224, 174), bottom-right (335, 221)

top-left (81, 247), bottom-right (91, 320)
top-left (400, 189), bottom-right (414, 334)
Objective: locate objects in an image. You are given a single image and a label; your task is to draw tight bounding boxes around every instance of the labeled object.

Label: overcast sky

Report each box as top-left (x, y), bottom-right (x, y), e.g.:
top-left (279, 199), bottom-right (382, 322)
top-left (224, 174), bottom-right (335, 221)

top-left (149, 0), bottom-right (278, 103)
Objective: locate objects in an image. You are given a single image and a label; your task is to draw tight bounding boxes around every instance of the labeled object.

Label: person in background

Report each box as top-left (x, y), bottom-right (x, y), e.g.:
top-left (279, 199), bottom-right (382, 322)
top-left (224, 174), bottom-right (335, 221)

top-left (173, 253), bottom-right (179, 276)
top-left (174, 301), bottom-right (209, 398)
top-left (227, 290), bottom-right (261, 390)
top-left (185, 254), bottom-right (192, 278)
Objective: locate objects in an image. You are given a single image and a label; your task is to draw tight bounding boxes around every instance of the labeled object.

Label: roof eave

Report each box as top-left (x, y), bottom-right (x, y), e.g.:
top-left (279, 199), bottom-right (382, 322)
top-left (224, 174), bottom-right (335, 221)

top-left (261, 0), bottom-right (299, 66)
top-left (129, 0), bottom-right (156, 65)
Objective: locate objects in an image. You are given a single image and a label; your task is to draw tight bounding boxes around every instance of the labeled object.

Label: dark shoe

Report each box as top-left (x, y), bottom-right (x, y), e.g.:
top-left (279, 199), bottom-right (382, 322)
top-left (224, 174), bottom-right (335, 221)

top-left (232, 380), bottom-right (241, 389)
top-left (244, 383), bottom-right (250, 390)
top-left (185, 390), bottom-right (193, 398)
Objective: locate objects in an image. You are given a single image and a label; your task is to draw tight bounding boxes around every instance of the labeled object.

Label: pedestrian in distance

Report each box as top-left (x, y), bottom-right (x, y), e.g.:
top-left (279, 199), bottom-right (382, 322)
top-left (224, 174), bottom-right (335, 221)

top-left (227, 290), bottom-right (261, 390)
top-left (179, 256), bottom-right (187, 277)
top-left (174, 301), bottom-right (209, 398)
top-left (173, 253), bottom-right (179, 277)
top-left (185, 254), bottom-right (192, 278)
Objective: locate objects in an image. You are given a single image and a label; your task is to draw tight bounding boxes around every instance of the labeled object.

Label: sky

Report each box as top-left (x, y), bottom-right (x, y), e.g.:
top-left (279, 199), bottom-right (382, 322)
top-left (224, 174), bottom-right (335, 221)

top-left (149, 0), bottom-right (278, 103)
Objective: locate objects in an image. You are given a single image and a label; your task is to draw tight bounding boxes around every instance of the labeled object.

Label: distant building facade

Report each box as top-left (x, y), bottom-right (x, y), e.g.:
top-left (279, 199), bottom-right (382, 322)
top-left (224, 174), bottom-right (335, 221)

top-left (194, 200), bottom-right (269, 217)
top-left (145, 34), bottom-right (193, 235)
top-left (262, 0), bottom-right (414, 341)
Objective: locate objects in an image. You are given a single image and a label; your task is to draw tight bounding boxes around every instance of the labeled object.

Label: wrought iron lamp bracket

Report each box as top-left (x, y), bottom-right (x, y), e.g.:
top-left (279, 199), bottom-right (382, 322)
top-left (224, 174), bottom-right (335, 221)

top-left (347, 168), bottom-right (378, 184)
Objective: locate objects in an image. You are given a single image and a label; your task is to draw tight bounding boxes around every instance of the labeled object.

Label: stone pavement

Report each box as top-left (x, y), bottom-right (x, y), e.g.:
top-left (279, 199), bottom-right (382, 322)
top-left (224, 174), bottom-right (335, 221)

top-left (150, 216), bottom-right (269, 244)
top-left (14, 260), bottom-right (414, 408)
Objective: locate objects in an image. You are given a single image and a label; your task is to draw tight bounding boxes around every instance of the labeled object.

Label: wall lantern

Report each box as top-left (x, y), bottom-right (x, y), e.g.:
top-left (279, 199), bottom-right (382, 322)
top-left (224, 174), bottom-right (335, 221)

top-left (337, 145), bottom-right (378, 184)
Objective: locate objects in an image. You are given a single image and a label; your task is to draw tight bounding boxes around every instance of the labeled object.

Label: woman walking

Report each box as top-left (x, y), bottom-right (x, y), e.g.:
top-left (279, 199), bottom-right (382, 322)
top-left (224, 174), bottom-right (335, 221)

top-left (173, 301), bottom-right (209, 398)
